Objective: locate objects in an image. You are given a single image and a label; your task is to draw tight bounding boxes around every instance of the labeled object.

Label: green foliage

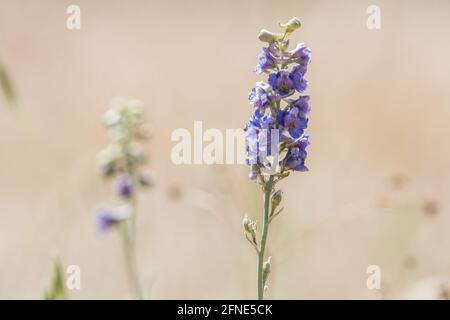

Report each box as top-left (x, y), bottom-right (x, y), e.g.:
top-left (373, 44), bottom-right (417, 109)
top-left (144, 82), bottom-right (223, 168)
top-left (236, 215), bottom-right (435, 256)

top-left (44, 258), bottom-right (67, 300)
top-left (0, 59), bottom-right (16, 106)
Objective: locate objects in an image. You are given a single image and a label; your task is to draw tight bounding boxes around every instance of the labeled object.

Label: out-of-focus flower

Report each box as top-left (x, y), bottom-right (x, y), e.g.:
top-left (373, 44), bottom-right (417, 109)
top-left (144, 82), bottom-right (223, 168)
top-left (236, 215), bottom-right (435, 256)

top-left (96, 205), bottom-right (131, 233)
top-left (115, 175), bottom-right (134, 198)
top-left (95, 97), bottom-right (153, 299)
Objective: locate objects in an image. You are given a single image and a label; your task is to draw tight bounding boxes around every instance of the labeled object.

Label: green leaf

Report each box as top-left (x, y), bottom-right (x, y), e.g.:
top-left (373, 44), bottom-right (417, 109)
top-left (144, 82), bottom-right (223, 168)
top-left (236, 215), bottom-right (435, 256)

top-left (0, 59), bottom-right (16, 106)
top-left (43, 257), bottom-right (67, 300)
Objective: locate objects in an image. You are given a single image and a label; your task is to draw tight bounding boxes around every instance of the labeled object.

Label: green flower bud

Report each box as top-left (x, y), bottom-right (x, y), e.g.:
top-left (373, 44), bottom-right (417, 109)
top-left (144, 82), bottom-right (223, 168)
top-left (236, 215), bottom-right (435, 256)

top-left (271, 189), bottom-right (283, 209)
top-left (279, 17), bottom-right (301, 34)
top-left (262, 256), bottom-right (272, 285)
top-left (242, 215), bottom-right (253, 233)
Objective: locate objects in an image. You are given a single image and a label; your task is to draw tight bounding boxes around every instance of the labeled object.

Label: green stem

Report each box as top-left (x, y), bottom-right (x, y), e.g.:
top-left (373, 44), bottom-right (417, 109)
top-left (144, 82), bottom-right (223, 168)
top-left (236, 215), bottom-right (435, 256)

top-left (257, 175), bottom-right (275, 300)
top-left (121, 221), bottom-right (143, 299)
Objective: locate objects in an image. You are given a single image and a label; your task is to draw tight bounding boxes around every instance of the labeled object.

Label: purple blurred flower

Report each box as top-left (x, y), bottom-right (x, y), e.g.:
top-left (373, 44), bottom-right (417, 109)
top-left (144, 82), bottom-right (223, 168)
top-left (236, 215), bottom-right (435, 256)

top-left (96, 206), bottom-right (131, 233)
top-left (115, 175), bottom-right (134, 198)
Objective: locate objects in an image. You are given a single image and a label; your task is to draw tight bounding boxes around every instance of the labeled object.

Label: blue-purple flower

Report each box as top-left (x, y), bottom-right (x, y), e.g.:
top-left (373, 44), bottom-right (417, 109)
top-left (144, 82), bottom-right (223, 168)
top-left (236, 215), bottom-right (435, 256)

top-left (268, 70), bottom-right (294, 96)
top-left (288, 43), bottom-right (311, 66)
top-left (289, 65), bottom-right (308, 93)
top-left (283, 135), bottom-right (310, 171)
top-left (255, 48), bottom-right (276, 74)
top-left (248, 81), bottom-right (272, 109)
top-left (268, 67), bottom-right (307, 96)
top-left (245, 109), bottom-right (281, 180)
top-left (278, 96), bottom-right (310, 139)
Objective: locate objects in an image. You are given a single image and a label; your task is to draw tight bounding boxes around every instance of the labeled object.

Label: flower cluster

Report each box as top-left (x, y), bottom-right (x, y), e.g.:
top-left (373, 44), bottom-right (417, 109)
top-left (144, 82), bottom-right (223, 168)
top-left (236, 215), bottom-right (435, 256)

top-left (245, 18), bottom-right (311, 183)
top-left (96, 97), bottom-right (153, 233)
top-left (243, 18), bottom-right (312, 300)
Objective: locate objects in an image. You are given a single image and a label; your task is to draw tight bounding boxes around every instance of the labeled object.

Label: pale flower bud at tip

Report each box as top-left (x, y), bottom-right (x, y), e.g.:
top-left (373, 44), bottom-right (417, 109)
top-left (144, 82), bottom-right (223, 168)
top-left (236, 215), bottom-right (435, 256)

top-left (279, 17), bottom-right (301, 33)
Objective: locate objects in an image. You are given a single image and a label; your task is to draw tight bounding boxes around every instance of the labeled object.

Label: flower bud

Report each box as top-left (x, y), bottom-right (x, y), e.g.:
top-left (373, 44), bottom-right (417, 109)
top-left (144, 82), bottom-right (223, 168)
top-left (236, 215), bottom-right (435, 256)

top-left (271, 189), bottom-right (283, 209)
top-left (139, 171), bottom-right (155, 187)
top-left (242, 215), bottom-right (254, 233)
top-left (262, 256), bottom-right (272, 285)
top-left (279, 17), bottom-right (301, 34)
top-left (258, 29), bottom-right (283, 43)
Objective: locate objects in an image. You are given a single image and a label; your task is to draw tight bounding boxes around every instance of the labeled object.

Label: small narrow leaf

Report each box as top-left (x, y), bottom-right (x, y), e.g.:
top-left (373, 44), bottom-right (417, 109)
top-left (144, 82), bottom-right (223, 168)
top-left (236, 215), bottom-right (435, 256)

top-left (44, 257), bottom-right (67, 300)
top-left (0, 59), bottom-right (16, 106)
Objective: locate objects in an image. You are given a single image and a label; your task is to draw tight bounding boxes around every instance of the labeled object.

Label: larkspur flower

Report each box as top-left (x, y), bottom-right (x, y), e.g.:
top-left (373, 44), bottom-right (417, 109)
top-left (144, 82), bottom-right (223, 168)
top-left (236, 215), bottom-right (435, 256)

top-left (277, 96), bottom-right (310, 139)
top-left (283, 135), bottom-right (310, 171)
top-left (248, 81), bottom-right (272, 109)
top-left (243, 18), bottom-right (312, 300)
top-left (255, 48), bottom-right (277, 74)
top-left (245, 108), bottom-right (279, 178)
top-left (268, 70), bottom-right (295, 96)
top-left (287, 43), bottom-right (311, 66)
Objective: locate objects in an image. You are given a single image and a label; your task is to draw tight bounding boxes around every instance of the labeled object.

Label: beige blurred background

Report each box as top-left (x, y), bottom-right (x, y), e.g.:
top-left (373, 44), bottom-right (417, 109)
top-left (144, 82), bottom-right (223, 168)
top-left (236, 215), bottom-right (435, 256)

top-left (1, 0), bottom-right (450, 299)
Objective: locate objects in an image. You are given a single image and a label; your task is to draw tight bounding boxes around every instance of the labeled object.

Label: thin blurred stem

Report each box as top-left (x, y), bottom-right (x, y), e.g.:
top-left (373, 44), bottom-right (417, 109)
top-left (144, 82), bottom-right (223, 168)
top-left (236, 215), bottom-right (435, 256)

top-left (121, 136), bottom-right (143, 299)
top-left (121, 220), bottom-right (143, 299)
top-left (257, 175), bottom-right (274, 300)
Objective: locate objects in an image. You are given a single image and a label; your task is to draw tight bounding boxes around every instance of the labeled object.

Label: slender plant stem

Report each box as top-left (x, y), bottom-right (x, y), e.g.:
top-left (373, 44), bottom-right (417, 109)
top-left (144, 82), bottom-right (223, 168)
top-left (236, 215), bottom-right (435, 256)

top-left (121, 221), bottom-right (143, 299)
top-left (257, 175), bottom-right (275, 300)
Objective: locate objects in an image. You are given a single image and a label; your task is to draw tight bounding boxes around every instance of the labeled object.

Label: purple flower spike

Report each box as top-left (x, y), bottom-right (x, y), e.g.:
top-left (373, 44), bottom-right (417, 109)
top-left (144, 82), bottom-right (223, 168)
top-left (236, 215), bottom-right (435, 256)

top-left (245, 18), bottom-right (311, 181)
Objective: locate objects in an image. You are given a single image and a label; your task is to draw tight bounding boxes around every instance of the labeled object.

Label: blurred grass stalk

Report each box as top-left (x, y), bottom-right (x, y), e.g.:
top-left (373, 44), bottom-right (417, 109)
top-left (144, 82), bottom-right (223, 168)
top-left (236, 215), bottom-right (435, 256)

top-left (44, 257), bottom-right (67, 300)
top-left (0, 58), bottom-right (16, 107)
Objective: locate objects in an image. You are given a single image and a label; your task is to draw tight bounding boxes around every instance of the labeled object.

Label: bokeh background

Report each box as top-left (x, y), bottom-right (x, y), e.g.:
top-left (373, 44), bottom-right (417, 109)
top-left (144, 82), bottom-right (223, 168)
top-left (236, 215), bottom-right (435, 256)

top-left (1, 0), bottom-right (450, 299)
